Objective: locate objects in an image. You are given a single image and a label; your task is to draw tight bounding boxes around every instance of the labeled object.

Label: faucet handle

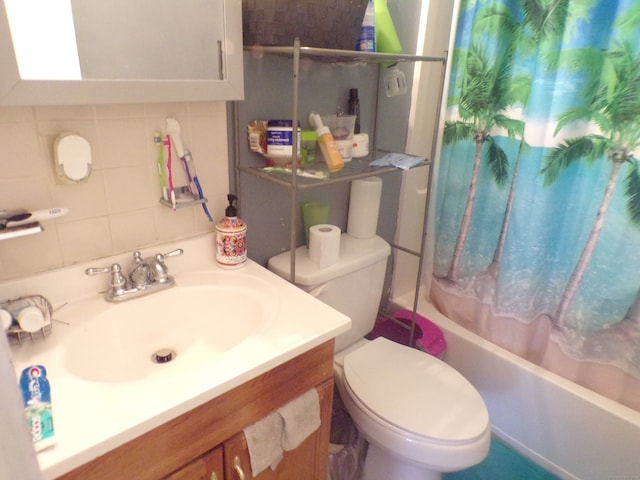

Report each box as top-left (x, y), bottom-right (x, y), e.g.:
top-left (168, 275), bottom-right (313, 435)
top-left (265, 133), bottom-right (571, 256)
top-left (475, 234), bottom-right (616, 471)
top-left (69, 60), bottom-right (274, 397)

top-left (150, 248), bottom-right (184, 283)
top-left (132, 251), bottom-right (144, 264)
top-left (159, 248), bottom-right (184, 261)
top-left (85, 263), bottom-right (127, 292)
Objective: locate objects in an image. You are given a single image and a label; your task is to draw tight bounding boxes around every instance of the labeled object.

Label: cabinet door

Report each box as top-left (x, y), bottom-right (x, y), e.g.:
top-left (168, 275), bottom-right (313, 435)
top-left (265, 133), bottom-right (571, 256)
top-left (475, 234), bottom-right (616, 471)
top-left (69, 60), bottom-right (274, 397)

top-left (164, 446), bottom-right (224, 480)
top-left (224, 380), bottom-right (333, 480)
top-left (0, 0), bottom-right (243, 104)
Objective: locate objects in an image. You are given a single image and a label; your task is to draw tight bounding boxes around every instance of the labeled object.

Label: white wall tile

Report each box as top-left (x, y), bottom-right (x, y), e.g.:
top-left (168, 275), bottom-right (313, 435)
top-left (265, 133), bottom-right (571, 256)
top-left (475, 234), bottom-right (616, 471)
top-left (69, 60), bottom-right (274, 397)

top-left (154, 205), bottom-right (198, 242)
top-left (0, 107), bottom-right (33, 123)
top-left (95, 104), bottom-right (146, 119)
top-left (97, 118), bottom-right (148, 169)
top-left (143, 103), bottom-right (190, 118)
top-left (109, 209), bottom-right (157, 252)
top-left (34, 105), bottom-right (96, 121)
top-left (0, 102), bottom-right (228, 282)
top-left (103, 165), bottom-right (156, 214)
top-left (0, 229), bottom-right (63, 278)
top-left (48, 172), bottom-right (108, 220)
top-left (0, 123), bottom-right (43, 177)
top-left (57, 218), bottom-right (112, 264)
top-left (0, 176), bottom-right (51, 212)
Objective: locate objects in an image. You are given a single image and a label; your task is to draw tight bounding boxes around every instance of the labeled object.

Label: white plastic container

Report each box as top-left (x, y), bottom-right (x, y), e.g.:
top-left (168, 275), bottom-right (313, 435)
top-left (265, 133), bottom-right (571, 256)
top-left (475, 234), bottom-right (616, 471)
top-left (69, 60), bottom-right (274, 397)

top-left (352, 133), bottom-right (369, 158)
top-left (3, 298), bottom-right (46, 333)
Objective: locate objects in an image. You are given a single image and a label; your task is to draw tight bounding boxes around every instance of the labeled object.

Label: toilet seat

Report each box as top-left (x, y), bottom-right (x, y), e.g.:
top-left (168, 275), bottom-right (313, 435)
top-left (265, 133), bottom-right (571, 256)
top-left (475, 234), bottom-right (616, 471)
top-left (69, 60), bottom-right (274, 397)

top-left (343, 337), bottom-right (488, 444)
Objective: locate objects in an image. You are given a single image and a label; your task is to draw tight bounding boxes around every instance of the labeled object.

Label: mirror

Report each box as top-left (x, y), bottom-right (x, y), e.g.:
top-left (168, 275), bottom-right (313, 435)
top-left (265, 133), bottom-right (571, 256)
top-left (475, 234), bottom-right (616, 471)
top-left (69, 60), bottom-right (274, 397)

top-left (71, 0), bottom-right (223, 81)
top-left (0, 0), bottom-right (244, 104)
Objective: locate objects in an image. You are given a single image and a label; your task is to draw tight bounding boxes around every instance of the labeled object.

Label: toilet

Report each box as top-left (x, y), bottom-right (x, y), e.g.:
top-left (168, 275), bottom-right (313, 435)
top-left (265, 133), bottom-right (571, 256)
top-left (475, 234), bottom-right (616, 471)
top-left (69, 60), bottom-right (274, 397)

top-left (268, 234), bottom-right (490, 480)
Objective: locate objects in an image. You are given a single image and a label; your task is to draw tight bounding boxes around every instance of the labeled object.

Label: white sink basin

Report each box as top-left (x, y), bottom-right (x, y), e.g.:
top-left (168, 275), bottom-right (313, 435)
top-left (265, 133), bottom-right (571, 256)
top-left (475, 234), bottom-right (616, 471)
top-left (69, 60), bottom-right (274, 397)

top-left (62, 272), bottom-right (280, 383)
top-left (5, 234), bottom-right (350, 480)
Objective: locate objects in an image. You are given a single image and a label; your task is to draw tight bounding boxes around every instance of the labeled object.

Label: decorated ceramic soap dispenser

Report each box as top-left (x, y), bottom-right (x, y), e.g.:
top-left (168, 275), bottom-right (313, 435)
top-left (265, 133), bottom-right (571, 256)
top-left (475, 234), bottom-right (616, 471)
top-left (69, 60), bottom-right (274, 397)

top-left (215, 194), bottom-right (247, 268)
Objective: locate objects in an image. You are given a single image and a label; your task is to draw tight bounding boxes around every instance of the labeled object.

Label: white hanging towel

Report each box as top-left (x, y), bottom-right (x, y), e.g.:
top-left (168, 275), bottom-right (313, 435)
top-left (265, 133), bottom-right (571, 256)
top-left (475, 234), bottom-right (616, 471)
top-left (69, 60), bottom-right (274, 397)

top-left (278, 388), bottom-right (321, 451)
top-left (243, 410), bottom-right (284, 476)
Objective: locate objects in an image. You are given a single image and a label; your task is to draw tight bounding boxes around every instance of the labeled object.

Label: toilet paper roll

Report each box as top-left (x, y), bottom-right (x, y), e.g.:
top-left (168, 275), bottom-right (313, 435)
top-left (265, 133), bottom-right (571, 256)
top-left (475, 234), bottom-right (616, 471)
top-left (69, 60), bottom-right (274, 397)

top-left (309, 224), bottom-right (341, 268)
top-left (347, 176), bottom-right (382, 239)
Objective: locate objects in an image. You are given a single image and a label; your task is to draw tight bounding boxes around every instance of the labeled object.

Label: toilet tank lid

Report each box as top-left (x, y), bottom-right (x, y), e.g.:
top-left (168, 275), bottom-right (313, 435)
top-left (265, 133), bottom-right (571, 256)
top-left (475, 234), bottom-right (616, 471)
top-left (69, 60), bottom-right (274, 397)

top-left (267, 234), bottom-right (391, 286)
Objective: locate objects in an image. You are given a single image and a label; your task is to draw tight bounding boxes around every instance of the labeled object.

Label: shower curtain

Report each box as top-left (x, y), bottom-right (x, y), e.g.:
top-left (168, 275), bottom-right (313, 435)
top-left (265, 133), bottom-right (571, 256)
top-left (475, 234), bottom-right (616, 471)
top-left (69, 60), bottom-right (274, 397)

top-left (432, 0), bottom-right (640, 412)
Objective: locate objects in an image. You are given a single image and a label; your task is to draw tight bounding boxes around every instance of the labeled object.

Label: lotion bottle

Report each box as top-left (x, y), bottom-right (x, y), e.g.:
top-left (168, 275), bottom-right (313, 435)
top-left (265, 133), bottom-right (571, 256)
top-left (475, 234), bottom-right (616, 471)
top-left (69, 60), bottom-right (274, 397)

top-left (309, 112), bottom-right (344, 173)
top-left (216, 194), bottom-right (247, 268)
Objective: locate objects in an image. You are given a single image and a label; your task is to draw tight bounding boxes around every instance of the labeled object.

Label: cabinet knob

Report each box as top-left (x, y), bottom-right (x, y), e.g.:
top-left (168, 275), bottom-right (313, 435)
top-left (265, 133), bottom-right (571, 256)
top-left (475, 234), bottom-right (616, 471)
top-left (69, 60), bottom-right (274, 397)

top-left (210, 473), bottom-right (218, 480)
top-left (233, 456), bottom-right (246, 480)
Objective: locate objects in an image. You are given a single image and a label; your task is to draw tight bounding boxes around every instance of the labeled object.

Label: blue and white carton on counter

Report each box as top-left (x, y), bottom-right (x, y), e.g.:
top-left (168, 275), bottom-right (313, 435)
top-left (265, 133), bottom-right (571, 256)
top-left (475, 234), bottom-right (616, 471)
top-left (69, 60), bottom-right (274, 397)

top-left (19, 365), bottom-right (55, 451)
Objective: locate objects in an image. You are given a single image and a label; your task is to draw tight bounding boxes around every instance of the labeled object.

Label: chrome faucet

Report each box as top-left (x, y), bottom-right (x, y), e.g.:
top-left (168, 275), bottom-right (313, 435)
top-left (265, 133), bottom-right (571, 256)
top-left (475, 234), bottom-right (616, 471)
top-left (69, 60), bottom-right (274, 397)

top-left (86, 248), bottom-right (183, 302)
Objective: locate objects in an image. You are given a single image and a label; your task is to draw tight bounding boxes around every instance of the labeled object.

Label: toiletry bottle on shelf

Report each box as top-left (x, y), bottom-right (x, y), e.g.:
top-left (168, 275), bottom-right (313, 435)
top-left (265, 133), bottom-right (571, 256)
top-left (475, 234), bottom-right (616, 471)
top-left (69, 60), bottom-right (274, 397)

top-left (357, 0), bottom-right (375, 52)
top-left (215, 194), bottom-right (247, 269)
top-left (308, 112), bottom-right (344, 173)
top-left (375, 0), bottom-right (403, 54)
top-left (348, 88), bottom-right (361, 134)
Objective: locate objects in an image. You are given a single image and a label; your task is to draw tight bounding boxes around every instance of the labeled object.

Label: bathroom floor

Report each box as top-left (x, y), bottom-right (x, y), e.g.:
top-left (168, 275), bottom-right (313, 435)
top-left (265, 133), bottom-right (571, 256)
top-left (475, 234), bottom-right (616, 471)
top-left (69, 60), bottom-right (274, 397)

top-left (443, 437), bottom-right (561, 480)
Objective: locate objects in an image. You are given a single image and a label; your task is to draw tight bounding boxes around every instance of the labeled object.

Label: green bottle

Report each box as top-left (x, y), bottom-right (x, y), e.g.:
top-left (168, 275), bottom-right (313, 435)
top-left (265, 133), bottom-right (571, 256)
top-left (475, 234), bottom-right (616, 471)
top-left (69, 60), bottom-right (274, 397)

top-left (374, 0), bottom-right (402, 54)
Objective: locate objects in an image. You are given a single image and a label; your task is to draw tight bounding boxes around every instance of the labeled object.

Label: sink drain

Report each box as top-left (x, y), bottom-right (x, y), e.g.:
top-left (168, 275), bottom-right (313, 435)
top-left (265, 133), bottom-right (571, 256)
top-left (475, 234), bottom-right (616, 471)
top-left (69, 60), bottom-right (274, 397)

top-left (151, 348), bottom-right (176, 364)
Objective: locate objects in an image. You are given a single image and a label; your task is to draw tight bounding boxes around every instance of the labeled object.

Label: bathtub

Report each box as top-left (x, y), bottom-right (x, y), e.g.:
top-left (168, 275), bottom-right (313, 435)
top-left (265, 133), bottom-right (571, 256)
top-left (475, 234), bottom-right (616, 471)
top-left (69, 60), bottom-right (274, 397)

top-left (392, 291), bottom-right (640, 480)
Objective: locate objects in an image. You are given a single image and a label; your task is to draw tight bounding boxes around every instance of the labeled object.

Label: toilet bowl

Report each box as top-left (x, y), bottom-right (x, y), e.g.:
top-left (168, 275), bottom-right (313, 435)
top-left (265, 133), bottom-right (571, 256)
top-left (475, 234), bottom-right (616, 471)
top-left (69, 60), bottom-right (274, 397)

top-left (268, 234), bottom-right (490, 479)
top-left (335, 338), bottom-right (490, 479)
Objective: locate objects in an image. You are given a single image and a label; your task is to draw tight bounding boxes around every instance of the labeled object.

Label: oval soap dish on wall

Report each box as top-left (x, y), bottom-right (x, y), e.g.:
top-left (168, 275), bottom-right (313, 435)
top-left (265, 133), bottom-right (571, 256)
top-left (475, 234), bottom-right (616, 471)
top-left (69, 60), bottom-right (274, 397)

top-left (54, 133), bottom-right (92, 183)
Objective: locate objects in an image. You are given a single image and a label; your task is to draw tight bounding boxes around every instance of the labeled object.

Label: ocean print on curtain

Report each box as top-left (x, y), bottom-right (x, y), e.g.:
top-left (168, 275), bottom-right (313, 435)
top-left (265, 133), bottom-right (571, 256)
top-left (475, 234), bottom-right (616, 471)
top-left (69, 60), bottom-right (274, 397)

top-left (432, 0), bottom-right (640, 411)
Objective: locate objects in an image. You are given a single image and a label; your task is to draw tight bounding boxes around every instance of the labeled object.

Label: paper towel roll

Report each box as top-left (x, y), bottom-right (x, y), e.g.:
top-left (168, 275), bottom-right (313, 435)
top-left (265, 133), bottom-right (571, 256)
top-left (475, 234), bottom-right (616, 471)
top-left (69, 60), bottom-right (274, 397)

top-left (347, 176), bottom-right (382, 239)
top-left (309, 224), bottom-right (341, 268)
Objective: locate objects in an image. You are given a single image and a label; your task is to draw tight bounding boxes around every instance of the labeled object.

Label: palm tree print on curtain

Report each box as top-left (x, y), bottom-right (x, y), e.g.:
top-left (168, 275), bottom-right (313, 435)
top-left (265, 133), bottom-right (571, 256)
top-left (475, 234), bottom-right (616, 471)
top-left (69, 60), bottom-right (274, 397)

top-left (432, 0), bottom-right (640, 412)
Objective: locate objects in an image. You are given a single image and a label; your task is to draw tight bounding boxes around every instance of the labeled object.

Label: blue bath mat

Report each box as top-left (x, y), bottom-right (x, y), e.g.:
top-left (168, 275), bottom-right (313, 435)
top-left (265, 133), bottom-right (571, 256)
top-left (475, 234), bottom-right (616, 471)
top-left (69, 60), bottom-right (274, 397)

top-left (443, 437), bottom-right (560, 480)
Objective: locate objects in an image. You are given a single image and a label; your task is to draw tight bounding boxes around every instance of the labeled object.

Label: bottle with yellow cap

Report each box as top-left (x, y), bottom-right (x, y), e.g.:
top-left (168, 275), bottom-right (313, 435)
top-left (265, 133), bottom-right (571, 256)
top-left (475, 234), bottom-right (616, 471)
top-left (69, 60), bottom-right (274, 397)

top-left (309, 112), bottom-right (344, 173)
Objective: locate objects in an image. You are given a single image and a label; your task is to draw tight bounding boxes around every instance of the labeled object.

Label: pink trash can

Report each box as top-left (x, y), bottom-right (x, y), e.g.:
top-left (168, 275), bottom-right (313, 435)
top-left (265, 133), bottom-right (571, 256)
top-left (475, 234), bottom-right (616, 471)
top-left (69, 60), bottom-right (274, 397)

top-left (368, 309), bottom-right (447, 358)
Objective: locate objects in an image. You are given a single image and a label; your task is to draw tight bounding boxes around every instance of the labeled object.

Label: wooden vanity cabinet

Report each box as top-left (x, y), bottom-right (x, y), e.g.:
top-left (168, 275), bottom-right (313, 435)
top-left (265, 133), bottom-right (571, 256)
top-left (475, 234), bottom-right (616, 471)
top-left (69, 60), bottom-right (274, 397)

top-left (223, 379), bottom-right (333, 479)
top-left (164, 446), bottom-right (224, 480)
top-left (56, 340), bottom-right (335, 480)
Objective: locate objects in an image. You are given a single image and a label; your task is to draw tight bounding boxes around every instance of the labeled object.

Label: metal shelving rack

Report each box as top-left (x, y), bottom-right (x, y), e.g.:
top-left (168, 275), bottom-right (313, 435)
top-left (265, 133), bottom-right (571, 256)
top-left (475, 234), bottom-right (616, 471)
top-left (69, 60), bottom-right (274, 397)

top-left (234, 39), bottom-right (447, 345)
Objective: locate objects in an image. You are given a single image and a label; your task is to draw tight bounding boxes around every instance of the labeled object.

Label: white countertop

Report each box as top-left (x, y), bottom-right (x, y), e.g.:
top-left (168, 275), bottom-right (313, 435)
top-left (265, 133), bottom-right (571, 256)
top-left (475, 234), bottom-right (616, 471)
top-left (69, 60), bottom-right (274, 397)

top-left (4, 234), bottom-right (350, 479)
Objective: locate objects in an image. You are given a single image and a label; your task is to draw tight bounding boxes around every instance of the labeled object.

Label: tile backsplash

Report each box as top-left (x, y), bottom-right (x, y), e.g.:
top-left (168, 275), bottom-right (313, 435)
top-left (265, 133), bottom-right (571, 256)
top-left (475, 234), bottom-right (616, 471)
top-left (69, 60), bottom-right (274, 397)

top-left (0, 102), bottom-right (229, 282)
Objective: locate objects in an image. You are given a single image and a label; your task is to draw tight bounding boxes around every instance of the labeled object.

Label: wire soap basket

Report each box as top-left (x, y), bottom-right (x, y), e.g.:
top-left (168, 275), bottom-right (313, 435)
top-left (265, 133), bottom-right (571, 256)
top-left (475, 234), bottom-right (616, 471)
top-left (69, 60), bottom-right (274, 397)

top-left (2, 294), bottom-right (53, 345)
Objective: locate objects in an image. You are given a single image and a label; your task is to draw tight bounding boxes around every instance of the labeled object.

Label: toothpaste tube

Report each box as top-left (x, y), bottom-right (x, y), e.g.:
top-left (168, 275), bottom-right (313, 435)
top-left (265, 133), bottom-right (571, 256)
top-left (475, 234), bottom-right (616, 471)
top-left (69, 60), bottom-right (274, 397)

top-left (19, 365), bottom-right (55, 451)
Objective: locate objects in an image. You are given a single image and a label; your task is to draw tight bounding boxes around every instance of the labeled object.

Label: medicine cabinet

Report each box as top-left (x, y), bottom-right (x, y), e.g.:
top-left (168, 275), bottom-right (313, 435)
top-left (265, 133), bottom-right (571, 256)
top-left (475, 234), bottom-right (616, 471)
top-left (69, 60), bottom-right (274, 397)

top-left (0, 0), bottom-right (244, 105)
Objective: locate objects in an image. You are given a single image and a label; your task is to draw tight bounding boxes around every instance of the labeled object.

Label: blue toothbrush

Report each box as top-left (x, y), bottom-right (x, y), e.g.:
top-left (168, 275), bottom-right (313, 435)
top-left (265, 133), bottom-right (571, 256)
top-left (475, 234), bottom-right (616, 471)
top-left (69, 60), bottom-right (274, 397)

top-left (184, 149), bottom-right (213, 222)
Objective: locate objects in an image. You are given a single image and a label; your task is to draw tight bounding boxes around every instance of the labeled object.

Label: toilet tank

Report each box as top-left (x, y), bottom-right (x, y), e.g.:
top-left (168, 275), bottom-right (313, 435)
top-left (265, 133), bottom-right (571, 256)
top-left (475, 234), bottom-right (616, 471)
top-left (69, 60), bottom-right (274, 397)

top-left (268, 234), bottom-right (391, 352)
